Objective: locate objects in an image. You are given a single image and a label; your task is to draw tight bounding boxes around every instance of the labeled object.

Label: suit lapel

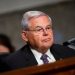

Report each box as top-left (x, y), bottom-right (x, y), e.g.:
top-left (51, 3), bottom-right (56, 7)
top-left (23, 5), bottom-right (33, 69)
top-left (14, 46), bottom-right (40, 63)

top-left (50, 44), bottom-right (62, 60)
top-left (22, 44), bottom-right (38, 66)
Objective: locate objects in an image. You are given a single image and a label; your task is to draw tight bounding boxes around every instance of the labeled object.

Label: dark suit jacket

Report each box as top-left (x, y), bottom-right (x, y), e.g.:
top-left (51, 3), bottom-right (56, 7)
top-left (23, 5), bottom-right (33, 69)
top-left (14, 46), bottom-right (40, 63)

top-left (0, 54), bottom-right (10, 72)
top-left (3, 44), bottom-right (75, 71)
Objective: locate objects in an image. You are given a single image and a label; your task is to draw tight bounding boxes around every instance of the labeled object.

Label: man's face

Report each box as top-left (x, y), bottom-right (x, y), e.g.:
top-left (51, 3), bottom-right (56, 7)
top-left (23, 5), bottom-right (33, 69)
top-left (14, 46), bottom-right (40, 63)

top-left (22, 16), bottom-right (54, 52)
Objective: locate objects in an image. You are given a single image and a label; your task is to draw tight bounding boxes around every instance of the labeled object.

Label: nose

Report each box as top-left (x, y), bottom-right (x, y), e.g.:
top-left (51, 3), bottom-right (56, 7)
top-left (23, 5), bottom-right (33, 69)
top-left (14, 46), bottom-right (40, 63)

top-left (43, 29), bottom-right (48, 36)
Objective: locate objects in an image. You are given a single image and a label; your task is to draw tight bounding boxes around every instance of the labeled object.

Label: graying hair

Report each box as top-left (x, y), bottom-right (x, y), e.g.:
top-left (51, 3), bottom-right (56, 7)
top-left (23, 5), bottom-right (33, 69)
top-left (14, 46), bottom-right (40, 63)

top-left (21, 11), bottom-right (52, 30)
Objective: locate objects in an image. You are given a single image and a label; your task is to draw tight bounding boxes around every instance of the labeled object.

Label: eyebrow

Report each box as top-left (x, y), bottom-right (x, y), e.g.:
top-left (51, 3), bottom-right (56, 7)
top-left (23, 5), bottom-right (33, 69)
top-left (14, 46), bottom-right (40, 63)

top-left (34, 25), bottom-right (52, 28)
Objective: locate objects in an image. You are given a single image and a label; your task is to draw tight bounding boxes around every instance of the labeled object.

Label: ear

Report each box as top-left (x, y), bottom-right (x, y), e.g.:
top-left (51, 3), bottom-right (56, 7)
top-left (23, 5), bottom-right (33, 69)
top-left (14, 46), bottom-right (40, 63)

top-left (21, 30), bottom-right (28, 42)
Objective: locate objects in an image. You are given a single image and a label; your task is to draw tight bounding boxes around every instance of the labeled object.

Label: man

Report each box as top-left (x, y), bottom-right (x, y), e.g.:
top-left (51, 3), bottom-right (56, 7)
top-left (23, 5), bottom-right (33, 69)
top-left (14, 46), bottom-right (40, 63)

top-left (3, 11), bottom-right (75, 71)
top-left (0, 34), bottom-right (15, 72)
top-left (0, 34), bottom-right (15, 53)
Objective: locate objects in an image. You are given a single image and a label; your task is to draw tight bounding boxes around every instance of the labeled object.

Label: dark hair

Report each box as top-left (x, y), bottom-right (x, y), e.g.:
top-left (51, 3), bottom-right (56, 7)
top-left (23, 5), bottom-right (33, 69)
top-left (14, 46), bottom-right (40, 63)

top-left (0, 34), bottom-right (15, 53)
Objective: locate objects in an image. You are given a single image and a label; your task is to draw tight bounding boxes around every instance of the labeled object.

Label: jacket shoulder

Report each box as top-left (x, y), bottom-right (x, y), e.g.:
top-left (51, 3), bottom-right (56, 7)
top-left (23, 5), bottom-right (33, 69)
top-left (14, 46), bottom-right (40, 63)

top-left (51, 44), bottom-right (75, 58)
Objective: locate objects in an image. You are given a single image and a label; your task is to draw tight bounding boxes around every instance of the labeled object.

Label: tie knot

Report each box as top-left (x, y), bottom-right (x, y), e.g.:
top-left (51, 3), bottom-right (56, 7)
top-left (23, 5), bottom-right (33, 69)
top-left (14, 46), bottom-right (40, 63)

top-left (41, 54), bottom-right (48, 59)
top-left (40, 54), bottom-right (49, 64)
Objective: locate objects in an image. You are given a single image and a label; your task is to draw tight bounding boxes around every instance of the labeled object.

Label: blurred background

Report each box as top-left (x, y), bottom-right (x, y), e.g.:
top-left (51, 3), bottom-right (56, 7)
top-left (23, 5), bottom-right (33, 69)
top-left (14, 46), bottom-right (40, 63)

top-left (0, 0), bottom-right (75, 50)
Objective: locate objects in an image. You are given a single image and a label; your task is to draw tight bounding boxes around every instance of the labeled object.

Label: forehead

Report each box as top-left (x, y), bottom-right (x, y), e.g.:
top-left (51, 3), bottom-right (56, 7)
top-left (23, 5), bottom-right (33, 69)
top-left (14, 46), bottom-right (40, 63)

top-left (28, 15), bottom-right (52, 28)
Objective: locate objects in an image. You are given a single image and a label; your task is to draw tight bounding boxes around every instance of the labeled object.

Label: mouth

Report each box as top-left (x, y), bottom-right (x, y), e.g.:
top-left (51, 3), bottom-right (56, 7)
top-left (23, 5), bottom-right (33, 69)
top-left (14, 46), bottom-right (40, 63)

top-left (42, 38), bottom-right (51, 42)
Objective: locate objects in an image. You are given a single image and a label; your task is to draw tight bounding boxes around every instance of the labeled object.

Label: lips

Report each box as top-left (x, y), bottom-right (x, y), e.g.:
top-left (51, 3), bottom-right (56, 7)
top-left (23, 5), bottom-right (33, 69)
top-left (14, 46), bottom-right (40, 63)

top-left (42, 38), bottom-right (51, 42)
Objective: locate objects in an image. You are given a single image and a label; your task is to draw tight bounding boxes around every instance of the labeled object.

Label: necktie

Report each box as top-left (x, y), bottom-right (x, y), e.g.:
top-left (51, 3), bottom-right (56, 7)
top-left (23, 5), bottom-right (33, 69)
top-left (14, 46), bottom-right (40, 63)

top-left (40, 54), bottom-right (49, 64)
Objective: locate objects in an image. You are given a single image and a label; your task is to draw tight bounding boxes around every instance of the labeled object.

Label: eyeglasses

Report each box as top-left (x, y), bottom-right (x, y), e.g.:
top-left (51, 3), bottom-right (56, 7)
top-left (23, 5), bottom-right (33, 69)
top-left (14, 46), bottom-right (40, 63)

top-left (26, 25), bottom-right (52, 33)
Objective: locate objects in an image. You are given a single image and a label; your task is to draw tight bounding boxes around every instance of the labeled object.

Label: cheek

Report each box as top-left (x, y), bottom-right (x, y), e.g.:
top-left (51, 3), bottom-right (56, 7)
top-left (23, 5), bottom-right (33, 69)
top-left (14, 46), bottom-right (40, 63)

top-left (31, 34), bottom-right (42, 45)
top-left (49, 31), bottom-right (54, 38)
top-left (34, 35), bottom-right (42, 43)
top-left (27, 33), bottom-right (41, 44)
top-left (49, 32), bottom-right (54, 42)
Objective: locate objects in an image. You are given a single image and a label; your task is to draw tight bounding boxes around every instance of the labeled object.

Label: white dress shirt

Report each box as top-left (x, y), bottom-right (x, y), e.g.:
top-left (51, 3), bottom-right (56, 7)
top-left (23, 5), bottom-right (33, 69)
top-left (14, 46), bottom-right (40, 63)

top-left (31, 48), bottom-right (56, 65)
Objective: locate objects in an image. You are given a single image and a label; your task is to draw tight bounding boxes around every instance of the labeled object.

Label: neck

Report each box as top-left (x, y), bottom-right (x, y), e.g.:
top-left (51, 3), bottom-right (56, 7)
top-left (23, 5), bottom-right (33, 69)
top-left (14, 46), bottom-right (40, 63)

top-left (32, 47), bottom-right (48, 54)
top-left (27, 43), bottom-right (49, 54)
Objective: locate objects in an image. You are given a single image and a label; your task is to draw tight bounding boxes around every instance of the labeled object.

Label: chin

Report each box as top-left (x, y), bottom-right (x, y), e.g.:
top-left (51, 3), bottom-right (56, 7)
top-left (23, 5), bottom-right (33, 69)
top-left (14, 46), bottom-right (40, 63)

top-left (41, 44), bottom-right (51, 49)
top-left (44, 42), bottom-right (53, 48)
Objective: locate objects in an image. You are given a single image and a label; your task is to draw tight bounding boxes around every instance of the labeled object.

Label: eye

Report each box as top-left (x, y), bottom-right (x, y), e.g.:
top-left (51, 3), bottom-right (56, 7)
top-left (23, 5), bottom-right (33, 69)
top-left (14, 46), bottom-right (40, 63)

top-left (36, 28), bottom-right (42, 31)
top-left (46, 26), bottom-right (52, 30)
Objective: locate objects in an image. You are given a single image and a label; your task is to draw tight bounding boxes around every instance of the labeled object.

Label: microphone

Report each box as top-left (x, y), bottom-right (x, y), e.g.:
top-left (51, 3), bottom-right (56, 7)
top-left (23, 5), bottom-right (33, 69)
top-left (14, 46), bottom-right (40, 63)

top-left (63, 38), bottom-right (75, 50)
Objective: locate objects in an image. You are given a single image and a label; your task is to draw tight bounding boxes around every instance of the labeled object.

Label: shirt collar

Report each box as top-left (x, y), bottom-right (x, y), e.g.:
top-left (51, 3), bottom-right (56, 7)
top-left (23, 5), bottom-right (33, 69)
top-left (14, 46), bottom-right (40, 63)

top-left (31, 48), bottom-right (51, 59)
top-left (31, 48), bottom-right (42, 60)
